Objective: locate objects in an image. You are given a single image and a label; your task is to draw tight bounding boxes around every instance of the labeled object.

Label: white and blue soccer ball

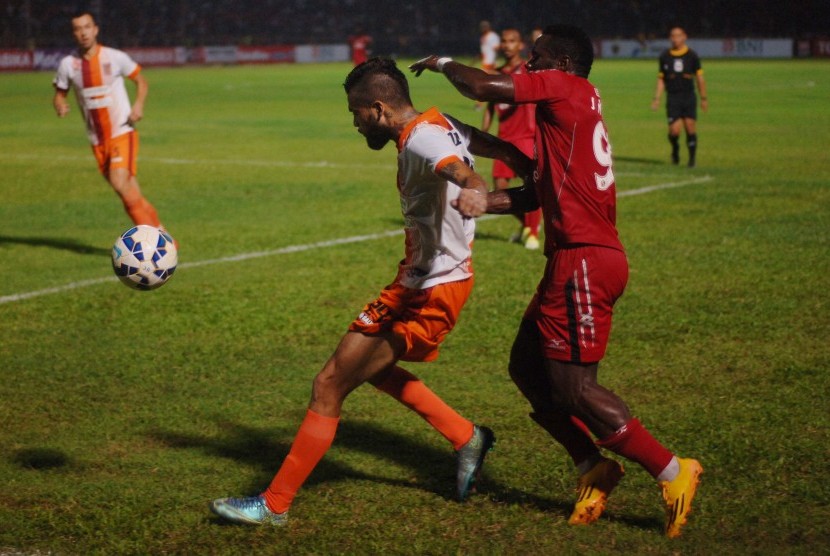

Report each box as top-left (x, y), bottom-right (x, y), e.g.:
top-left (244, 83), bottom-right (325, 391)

top-left (111, 225), bottom-right (178, 290)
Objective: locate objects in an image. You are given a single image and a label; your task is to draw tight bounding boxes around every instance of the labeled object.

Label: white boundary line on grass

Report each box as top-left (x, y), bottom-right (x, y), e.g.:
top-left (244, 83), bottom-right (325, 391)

top-left (1, 152), bottom-right (673, 176)
top-left (0, 175), bottom-right (712, 306)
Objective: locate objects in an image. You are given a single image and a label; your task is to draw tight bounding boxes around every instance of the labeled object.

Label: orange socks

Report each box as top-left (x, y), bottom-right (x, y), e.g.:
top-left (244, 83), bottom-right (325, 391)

top-left (263, 409), bottom-right (339, 514)
top-left (123, 196), bottom-right (161, 227)
top-left (374, 366), bottom-right (474, 450)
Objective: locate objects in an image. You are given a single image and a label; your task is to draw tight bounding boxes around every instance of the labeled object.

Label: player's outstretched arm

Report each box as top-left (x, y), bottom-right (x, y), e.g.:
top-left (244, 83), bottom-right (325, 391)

top-left (409, 55), bottom-right (514, 103)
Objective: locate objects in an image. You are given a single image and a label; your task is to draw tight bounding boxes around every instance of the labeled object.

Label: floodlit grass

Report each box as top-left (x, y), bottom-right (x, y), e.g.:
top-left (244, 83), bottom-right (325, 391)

top-left (1, 59), bottom-right (828, 554)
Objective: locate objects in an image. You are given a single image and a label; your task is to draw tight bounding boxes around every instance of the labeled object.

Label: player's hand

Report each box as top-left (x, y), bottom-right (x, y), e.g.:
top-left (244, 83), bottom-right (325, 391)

top-left (409, 56), bottom-right (440, 77)
top-left (452, 188), bottom-right (487, 218)
top-left (55, 103), bottom-right (70, 117)
top-left (127, 105), bottom-right (144, 126)
top-left (700, 98), bottom-right (709, 113)
top-left (650, 98), bottom-right (660, 111)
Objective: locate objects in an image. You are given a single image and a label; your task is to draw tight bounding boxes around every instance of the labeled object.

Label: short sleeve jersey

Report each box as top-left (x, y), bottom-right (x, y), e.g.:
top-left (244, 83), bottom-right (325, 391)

top-left (512, 70), bottom-right (623, 254)
top-left (493, 63), bottom-right (536, 144)
top-left (53, 45), bottom-right (140, 145)
top-left (395, 107), bottom-right (476, 289)
top-left (658, 46), bottom-right (702, 95)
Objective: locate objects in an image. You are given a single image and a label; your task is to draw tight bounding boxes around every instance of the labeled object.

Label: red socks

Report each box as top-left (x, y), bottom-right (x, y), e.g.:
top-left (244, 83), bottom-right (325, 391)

top-left (597, 418), bottom-right (674, 478)
top-left (373, 366), bottom-right (474, 450)
top-left (263, 409), bottom-right (339, 514)
top-left (524, 208), bottom-right (541, 237)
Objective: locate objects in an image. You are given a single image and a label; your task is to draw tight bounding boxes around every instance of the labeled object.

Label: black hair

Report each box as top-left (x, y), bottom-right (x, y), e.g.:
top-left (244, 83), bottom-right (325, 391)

top-left (71, 10), bottom-right (96, 23)
top-left (343, 57), bottom-right (412, 108)
top-left (542, 24), bottom-right (594, 77)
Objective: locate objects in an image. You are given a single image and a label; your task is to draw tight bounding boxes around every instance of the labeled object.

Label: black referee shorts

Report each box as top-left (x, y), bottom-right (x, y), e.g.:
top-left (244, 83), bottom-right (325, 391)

top-left (666, 92), bottom-right (697, 123)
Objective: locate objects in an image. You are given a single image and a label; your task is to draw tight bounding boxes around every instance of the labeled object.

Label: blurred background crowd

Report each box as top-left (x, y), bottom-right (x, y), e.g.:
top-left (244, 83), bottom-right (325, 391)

top-left (2, 0), bottom-right (828, 55)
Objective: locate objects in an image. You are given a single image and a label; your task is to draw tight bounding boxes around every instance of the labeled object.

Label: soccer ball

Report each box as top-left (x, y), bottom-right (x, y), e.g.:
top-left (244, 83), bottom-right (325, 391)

top-left (111, 225), bottom-right (178, 290)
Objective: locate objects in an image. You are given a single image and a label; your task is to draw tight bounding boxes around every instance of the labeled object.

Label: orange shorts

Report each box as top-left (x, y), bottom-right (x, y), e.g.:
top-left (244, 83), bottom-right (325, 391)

top-left (348, 278), bottom-right (474, 362)
top-left (92, 131), bottom-right (138, 177)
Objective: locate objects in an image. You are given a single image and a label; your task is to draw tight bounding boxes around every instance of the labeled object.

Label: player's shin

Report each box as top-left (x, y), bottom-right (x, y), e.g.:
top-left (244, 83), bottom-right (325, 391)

top-left (263, 409), bottom-right (339, 514)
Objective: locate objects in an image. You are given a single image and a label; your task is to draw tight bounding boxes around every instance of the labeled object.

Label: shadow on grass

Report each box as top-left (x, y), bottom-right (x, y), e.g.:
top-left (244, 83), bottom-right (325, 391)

top-left (0, 235), bottom-right (110, 256)
top-left (11, 447), bottom-right (72, 470)
top-left (150, 419), bottom-right (460, 500)
top-left (150, 419), bottom-right (662, 533)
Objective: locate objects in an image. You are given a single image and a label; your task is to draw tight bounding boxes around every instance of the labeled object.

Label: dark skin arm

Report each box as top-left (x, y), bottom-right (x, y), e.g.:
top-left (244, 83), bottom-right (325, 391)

top-left (463, 126), bottom-right (539, 216)
top-left (410, 55), bottom-right (515, 103)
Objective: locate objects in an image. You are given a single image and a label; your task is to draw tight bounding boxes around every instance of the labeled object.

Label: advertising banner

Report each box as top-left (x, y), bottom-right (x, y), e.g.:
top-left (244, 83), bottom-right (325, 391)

top-left (237, 45), bottom-right (295, 64)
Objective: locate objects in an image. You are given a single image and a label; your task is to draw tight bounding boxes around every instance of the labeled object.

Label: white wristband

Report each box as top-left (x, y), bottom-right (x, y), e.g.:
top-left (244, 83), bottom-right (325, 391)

top-left (436, 57), bottom-right (453, 72)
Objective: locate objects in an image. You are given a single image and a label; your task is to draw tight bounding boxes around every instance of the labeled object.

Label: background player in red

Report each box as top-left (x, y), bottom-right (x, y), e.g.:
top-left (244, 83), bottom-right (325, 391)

top-left (650, 26), bottom-right (708, 167)
top-left (411, 25), bottom-right (702, 538)
top-left (210, 58), bottom-right (532, 526)
top-left (52, 11), bottom-right (169, 232)
top-left (348, 27), bottom-right (372, 66)
top-left (481, 28), bottom-right (541, 250)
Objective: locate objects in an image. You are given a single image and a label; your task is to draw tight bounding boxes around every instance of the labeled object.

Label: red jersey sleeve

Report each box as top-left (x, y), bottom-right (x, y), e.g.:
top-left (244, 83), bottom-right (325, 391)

top-left (511, 69), bottom-right (575, 105)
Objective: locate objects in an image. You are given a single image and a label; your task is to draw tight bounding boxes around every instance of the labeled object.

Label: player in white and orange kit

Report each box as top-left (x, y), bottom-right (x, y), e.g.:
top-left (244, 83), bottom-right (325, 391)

top-left (479, 20), bottom-right (500, 73)
top-left (210, 58), bottom-right (533, 525)
top-left (52, 12), bottom-right (169, 232)
top-left (412, 25), bottom-right (702, 539)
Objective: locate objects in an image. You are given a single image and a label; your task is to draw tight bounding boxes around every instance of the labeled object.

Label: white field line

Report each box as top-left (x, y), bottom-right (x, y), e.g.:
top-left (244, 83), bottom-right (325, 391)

top-left (0, 175), bottom-right (712, 306)
top-left (0, 152), bottom-right (670, 176)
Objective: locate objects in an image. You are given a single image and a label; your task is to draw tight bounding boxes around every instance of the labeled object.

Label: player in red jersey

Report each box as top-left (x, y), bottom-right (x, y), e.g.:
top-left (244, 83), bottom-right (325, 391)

top-left (481, 28), bottom-right (541, 249)
top-left (348, 27), bottom-right (373, 66)
top-left (52, 11), bottom-right (169, 232)
top-left (411, 25), bottom-right (702, 538)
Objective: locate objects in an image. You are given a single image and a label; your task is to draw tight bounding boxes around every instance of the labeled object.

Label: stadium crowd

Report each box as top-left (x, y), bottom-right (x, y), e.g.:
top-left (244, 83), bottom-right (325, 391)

top-left (2, 0), bottom-right (826, 53)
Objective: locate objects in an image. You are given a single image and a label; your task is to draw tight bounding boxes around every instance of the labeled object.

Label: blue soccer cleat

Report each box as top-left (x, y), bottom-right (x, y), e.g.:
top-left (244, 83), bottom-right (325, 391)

top-left (210, 494), bottom-right (288, 526)
top-left (456, 425), bottom-right (495, 501)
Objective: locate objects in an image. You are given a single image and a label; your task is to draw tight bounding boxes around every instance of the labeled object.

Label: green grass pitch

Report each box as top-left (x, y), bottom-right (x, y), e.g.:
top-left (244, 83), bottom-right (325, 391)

top-left (0, 59), bottom-right (828, 554)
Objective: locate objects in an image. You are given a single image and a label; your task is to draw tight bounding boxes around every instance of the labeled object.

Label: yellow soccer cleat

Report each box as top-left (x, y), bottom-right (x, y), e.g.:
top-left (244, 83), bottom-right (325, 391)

top-left (661, 458), bottom-right (703, 538)
top-left (524, 234), bottom-right (540, 250)
top-left (568, 458), bottom-right (625, 525)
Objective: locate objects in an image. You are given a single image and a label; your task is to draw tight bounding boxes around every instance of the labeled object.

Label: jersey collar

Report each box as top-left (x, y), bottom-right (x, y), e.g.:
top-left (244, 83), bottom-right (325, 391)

top-left (397, 107), bottom-right (450, 151)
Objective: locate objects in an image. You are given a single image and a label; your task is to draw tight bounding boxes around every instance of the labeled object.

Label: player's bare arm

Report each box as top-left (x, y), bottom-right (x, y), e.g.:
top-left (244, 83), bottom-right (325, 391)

top-left (481, 102), bottom-right (495, 132)
top-left (651, 78), bottom-right (665, 111)
top-left (697, 73), bottom-right (708, 112)
top-left (486, 183), bottom-right (539, 215)
top-left (53, 88), bottom-right (70, 117)
top-left (128, 72), bottom-right (148, 125)
top-left (409, 55), bottom-right (514, 103)
top-left (466, 126), bottom-right (534, 180)
top-left (437, 160), bottom-right (488, 218)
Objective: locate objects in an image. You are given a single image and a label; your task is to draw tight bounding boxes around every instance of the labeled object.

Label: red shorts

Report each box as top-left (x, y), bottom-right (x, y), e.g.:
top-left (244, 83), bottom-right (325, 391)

top-left (492, 138), bottom-right (534, 180)
top-left (525, 246), bottom-right (628, 363)
top-left (348, 278), bottom-right (473, 362)
top-left (91, 131), bottom-right (138, 177)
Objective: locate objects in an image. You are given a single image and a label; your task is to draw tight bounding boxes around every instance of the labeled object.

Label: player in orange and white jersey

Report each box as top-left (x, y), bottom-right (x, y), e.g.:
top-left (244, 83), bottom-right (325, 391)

top-left (479, 21), bottom-right (500, 73)
top-left (210, 58), bottom-right (533, 526)
top-left (52, 11), bottom-right (170, 233)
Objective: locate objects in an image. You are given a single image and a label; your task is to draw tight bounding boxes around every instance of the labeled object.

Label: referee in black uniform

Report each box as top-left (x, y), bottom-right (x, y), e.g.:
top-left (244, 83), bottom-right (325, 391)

top-left (651, 27), bottom-right (708, 167)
